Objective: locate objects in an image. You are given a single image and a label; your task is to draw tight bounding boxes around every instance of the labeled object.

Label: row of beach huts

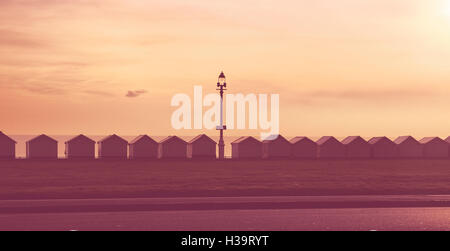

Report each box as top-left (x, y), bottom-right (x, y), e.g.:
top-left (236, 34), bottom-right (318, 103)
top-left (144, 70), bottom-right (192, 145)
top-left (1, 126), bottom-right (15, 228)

top-left (1, 131), bottom-right (450, 160)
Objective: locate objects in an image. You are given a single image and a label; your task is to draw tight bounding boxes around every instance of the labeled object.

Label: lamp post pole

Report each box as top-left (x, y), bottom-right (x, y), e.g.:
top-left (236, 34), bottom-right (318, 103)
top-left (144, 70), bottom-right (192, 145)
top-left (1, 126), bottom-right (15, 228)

top-left (216, 71), bottom-right (227, 160)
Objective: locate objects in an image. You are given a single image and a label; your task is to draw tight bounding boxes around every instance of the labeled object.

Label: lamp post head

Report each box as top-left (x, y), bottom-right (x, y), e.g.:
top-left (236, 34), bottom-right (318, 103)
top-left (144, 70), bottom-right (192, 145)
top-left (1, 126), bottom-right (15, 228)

top-left (218, 71), bottom-right (226, 87)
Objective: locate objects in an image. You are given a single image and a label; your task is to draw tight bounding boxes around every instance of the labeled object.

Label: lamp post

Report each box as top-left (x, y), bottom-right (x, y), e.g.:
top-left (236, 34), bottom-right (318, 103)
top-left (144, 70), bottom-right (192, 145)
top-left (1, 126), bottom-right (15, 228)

top-left (216, 71), bottom-right (227, 160)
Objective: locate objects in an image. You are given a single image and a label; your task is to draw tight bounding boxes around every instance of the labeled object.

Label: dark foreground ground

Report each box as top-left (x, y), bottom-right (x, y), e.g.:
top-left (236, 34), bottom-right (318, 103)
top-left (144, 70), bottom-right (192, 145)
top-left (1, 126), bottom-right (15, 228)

top-left (1, 207), bottom-right (450, 231)
top-left (0, 159), bottom-right (449, 199)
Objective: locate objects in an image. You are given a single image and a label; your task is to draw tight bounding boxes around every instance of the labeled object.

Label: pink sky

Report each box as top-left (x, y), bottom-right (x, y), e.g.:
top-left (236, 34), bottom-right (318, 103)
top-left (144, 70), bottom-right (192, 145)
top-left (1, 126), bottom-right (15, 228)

top-left (1, 0), bottom-right (450, 137)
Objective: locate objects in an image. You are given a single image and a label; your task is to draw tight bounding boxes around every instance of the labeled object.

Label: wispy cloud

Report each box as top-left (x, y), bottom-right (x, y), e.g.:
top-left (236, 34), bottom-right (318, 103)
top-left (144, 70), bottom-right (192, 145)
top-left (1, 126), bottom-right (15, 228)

top-left (126, 89), bottom-right (147, 98)
top-left (0, 29), bottom-right (48, 49)
top-left (23, 85), bottom-right (67, 95)
top-left (0, 0), bottom-right (100, 7)
top-left (0, 70), bottom-right (116, 98)
top-left (83, 90), bottom-right (115, 97)
top-left (284, 87), bottom-right (439, 106)
top-left (305, 88), bottom-right (435, 100)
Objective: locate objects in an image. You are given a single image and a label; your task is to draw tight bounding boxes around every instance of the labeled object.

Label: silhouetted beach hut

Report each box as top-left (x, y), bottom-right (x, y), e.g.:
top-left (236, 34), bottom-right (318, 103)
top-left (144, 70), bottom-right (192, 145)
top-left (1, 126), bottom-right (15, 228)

top-left (129, 135), bottom-right (158, 160)
top-left (419, 137), bottom-right (449, 159)
top-left (187, 134), bottom-right (216, 159)
top-left (262, 135), bottom-right (291, 159)
top-left (446, 137), bottom-right (450, 156)
top-left (65, 134), bottom-right (95, 159)
top-left (231, 136), bottom-right (262, 159)
top-left (368, 137), bottom-right (397, 159)
top-left (26, 134), bottom-right (58, 159)
top-left (0, 131), bottom-right (16, 159)
top-left (316, 136), bottom-right (345, 159)
top-left (158, 136), bottom-right (188, 159)
top-left (98, 134), bottom-right (128, 159)
top-left (394, 136), bottom-right (423, 158)
top-left (290, 137), bottom-right (317, 159)
top-left (342, 136), bottom-right (371, 159)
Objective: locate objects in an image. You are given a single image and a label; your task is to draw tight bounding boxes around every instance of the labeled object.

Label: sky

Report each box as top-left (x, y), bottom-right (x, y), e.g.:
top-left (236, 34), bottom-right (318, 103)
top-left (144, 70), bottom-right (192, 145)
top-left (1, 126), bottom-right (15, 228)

top-left (1, 0), bottom-right (450, 138)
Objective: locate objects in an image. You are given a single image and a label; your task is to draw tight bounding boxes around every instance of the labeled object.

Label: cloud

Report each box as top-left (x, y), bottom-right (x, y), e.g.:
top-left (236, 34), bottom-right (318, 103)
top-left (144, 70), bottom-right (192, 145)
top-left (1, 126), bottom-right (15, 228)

top-left (284, 86), bottom-right (439, 107)
top-left (83, 90), bottom-right (115, 97)
top-left (304, 88), bottom-right (435, 100)
top-left (0, 70), bottom-right (118, 98)
top-left (125, 89), bottom-right (147, 98)
top-left (0, 29), bottom-right (48, 49)
top-left (22, 85), bottom-right (67, 95)
top-left (0, 59), bottom-right (89, 68)
top-left (0, 0), bottom-right (100, 7)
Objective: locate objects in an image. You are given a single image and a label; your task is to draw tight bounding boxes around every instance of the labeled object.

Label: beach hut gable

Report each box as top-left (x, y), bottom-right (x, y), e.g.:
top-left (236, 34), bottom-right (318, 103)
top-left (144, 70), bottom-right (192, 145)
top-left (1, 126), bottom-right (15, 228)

top-left (0, 131), bottom-right (16, 159)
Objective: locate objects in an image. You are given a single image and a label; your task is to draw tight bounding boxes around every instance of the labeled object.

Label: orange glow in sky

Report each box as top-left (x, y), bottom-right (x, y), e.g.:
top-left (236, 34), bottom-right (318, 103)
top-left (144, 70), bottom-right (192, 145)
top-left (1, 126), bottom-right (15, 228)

top-left (1, 0), bottom-right (450, 137)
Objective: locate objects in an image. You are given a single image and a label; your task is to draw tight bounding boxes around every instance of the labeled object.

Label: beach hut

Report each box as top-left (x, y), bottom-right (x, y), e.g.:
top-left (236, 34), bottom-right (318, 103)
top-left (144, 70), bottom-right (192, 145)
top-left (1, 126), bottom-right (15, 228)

top-left (262, 135), bottom-right (291, 159)
top-left (368, 137), bottom-right (397, 159)
top-left (97, 134), bottom-right (128, 159)
top-left (290, 137), bottom-right (317, 159)
top-left (26, 134), bottom-right (58, 159)
top-left (231, 136), bottom-right (262, 159)
top-left (158, 136), bottom-right (188, 159)
top-left (316, 136), bottom-right (345, 159)
top-left (446, 137), bottom-right (450, 157)
top-left (394, 136), bottom-right (423, 159)
top-left (342, 136), bottom-right (371, 159)
top-left (65, 134), bottom-right (95, 159)
top-left (0, 131), bottom-right (16, 159)
top-left (187, 134), bottom-right (216, 159)
top-left (419, 137), bottom-right (449, 159)
top-left (129, 135), bottom-right (158, 160)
